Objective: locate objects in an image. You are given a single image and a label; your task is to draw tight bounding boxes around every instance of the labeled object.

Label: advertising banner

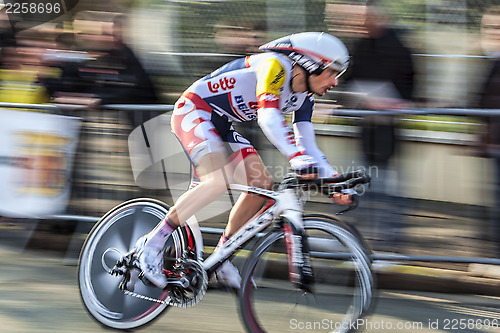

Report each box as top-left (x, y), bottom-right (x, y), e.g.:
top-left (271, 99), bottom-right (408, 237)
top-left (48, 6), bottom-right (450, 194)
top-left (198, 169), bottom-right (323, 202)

top-left (0, 109), bottom-right (81, 217)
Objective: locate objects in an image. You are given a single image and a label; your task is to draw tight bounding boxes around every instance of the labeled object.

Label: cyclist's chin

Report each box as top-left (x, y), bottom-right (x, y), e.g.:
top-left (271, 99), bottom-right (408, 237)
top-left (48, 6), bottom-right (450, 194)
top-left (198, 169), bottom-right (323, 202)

top-left (311, 89), bottom-right (324, 96)
top-left (312, 87), bottom-right (329, 96)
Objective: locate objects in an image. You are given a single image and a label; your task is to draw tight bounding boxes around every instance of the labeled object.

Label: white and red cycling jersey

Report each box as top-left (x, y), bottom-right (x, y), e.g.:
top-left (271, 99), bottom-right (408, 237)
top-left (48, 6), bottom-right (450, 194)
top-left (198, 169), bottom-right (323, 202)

top-left (171, 52), bottom-right (337, 177)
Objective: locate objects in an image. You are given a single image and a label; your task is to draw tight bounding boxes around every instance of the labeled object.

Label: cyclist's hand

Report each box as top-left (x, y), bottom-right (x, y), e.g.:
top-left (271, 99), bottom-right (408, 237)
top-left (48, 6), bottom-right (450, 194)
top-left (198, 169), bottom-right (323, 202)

top-left (332, 189), bottom-right (356, 206)
top-left (289, 153), bottom-right (318, 179)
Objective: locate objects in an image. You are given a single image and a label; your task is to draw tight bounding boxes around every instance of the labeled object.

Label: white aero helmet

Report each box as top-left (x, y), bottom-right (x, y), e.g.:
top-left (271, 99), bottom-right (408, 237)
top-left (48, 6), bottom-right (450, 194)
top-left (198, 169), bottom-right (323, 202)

top-left (259, 32), bottom-right (350, 77)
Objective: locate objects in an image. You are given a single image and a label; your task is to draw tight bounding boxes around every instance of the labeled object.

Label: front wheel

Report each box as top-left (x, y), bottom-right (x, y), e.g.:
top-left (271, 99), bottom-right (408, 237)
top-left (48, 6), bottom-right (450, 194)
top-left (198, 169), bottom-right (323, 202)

top-left (239, 216), bottom-right (374, 333)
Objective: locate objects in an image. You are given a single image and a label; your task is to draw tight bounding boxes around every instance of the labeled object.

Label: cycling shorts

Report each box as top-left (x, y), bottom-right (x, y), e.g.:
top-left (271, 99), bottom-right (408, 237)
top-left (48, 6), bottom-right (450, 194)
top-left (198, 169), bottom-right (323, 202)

top-left (171, 92), bottom-right (258, 168)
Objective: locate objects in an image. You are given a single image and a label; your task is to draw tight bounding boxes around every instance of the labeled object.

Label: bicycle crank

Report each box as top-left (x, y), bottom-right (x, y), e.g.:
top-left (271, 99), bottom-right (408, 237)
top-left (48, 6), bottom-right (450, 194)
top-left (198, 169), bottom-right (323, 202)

top-left (107, 250), bottom-right (208, 308)
top-left (166, 258), bottom-right (208, 308)
top-left (120, 258), bottom-right (208, 308)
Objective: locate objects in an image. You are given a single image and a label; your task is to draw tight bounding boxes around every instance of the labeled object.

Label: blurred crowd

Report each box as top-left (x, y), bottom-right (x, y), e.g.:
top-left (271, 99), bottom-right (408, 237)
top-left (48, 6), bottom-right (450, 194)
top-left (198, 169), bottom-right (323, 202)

top-left (0, 2), bottom-right (497, 111)
top-left (0, 9), bottom-right (159, 112)
top-left (0, 1), bottom-right (499, 254)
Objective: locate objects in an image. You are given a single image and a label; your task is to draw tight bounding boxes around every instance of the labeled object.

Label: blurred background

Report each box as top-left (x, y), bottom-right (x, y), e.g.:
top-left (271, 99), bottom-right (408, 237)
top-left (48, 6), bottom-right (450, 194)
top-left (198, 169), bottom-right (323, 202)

top-left (1, 0), bottom-right (500, 264)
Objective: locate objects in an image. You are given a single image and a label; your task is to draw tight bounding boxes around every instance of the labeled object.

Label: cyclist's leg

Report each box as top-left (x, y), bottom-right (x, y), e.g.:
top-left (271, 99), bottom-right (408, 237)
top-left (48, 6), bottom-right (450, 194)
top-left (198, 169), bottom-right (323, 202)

top-left (165, 91), bottom-right (234, 225)
top-left (136, 92), bottom-right (234, 288)
top-left (208, 146), bottom-right (273, 289)
top-left (166, 151), bottom-right (232, 225)
top-left (225, 152), bottom-right (274, 236)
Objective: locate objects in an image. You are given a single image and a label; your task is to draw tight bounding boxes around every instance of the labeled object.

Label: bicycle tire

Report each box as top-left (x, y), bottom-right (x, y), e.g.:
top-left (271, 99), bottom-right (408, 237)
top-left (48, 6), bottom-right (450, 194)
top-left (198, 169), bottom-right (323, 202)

top-left (239, 216), bottom-right (374, 333)
top-left (78, 198), bottom-right (178, 330)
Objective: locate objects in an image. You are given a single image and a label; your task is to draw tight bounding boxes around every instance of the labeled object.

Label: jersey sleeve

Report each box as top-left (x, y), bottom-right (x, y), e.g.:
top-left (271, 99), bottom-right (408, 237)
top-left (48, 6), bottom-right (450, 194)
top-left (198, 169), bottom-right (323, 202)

top-left (255, 58), bottom-right (301, 159)
top-left (292, 96), bottom-right (338, 177)
top-left (256, 58), bottom-right (286, 109)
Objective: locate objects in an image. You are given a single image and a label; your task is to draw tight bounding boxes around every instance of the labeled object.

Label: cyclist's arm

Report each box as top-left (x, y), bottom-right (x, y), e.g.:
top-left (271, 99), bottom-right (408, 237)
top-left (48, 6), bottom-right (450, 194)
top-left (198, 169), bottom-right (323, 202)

top-left (256, 58), bottom-right (302, 159)
top-left (293, 100), bottom-right (338, 178)
top-left (294, 106), bottom-right (355, 204)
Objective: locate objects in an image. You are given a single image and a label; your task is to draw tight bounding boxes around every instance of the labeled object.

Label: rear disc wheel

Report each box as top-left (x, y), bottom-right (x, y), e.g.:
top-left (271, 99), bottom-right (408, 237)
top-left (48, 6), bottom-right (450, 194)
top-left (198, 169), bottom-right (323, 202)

top-left (78, 199), bottom-right (173, 330)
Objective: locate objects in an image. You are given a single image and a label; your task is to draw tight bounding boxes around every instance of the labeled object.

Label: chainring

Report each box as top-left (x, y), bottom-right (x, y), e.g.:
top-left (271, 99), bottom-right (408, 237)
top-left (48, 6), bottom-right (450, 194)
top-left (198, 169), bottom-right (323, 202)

top-left (166, 258), bottom-right (208, 308)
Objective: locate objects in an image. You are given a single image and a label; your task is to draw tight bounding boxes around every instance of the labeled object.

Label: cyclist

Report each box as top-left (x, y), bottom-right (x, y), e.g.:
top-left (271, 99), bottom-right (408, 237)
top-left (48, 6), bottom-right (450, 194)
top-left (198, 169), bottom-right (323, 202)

top-left (135, 32), bottom-right (353, 289)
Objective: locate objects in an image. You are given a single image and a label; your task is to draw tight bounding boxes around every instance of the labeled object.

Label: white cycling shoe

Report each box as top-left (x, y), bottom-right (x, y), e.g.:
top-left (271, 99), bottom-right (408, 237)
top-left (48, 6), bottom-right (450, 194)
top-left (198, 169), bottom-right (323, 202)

top-left (135, 236), bottom-right (168, 289)
top-left (209, 260), bottom-right (242, 289)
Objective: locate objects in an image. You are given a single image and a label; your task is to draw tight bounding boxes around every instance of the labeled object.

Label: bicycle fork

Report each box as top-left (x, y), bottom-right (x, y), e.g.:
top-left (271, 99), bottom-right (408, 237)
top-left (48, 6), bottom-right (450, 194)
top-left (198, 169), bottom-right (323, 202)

top-left (283, 218), bottom-right (314, 293)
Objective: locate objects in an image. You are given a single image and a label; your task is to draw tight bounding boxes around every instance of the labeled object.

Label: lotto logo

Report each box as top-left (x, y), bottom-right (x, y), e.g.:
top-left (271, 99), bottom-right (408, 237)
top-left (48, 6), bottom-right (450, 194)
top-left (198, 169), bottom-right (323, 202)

top-left (208, 77), bottom-right (236, 93)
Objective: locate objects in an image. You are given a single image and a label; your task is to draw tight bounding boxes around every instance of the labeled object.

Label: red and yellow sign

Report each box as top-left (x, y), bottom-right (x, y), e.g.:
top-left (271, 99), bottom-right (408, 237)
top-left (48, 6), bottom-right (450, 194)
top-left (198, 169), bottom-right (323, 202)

top-left (15, 131), bottom-right (72, 196)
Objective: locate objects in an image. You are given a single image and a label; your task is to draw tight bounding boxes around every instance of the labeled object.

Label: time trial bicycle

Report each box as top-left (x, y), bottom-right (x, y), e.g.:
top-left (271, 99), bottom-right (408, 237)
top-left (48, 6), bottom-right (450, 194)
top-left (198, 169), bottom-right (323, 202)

top-left (78, 170), bottom-right (374, 333)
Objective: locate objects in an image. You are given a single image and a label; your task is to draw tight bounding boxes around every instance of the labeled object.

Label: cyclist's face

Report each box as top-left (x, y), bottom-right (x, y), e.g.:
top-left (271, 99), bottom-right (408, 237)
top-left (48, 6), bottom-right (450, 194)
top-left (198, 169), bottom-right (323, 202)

top-left (481, 13), bottom-right (500, 54)
top-left (309, 68), bottom-right (340, 96)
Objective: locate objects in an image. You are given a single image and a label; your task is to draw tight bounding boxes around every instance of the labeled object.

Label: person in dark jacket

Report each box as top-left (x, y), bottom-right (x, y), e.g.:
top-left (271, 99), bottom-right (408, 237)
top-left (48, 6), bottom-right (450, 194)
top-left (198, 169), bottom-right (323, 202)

top-left (40, 13), bottom-right (160, 126)
top-left (477, 6), bottom-right (500, 254)
top-left (0, 6), bottom-right (16, 69)
top-left (344, 1), bottom-right (415, 249)
top-left (348, 1), bottom-right (414, 169)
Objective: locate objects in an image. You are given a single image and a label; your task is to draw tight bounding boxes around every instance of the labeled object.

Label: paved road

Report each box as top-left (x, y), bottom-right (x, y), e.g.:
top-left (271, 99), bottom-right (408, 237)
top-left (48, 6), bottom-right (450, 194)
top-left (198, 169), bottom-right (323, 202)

top-left (1, 249), bottom-right (500, 333)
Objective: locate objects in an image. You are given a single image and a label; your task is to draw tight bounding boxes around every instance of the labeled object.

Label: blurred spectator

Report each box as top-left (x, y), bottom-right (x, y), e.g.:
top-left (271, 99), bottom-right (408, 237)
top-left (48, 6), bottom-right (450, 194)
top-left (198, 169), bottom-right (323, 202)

top-left (214, 20), bottom-right (266, 55)
top-left (39, 12), bottom-right (160, 126)
top-left (0, 18), bottom-right (54, 104)
top-left (213, 20), bottom-right (266, 150)
top-left (0, 5), bottom-right (16, 68)
top-left (345, 1), bottom-right (414, 186)
top-left (343, 1), bottom-right (415, 249)
top-left (325, 2), bottom-right (367, 44)
top-left (478, 6), bottom-right (500, 110)
top-left (476, 6), bottom-right (500, 254)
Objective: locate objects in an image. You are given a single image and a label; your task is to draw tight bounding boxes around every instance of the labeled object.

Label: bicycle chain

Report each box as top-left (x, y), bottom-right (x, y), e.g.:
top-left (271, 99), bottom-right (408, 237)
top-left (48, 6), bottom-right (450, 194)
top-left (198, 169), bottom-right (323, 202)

top-left (122, 289), bottom-right (170, 305)
top-left (120, 259), bottom-right (208, 308)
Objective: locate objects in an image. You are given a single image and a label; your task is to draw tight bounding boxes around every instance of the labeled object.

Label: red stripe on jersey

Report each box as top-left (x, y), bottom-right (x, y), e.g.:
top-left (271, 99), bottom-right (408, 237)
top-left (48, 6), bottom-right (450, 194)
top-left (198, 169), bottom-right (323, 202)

top-left (182, 91), bottom-right (213, 112)
top-left (228, 147), bottom-right (258, 166)
top-left (288, 151), bottom-right (304, 160)
top-left (257, 93), bottom-right (280, 109)
top-left (227, 91), bottom-right (247, 121)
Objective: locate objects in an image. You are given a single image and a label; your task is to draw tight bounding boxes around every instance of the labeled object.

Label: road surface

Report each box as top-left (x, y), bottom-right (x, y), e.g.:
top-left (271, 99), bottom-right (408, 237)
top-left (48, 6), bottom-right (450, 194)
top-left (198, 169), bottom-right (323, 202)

top-left (2, 249), bottom-right (500, 332)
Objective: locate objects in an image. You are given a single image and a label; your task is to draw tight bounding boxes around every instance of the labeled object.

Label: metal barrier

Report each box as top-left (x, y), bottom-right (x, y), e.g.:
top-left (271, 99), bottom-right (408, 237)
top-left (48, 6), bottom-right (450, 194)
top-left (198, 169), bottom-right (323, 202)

top-left (1, 102), bottom-right (500, 266)
top-left (49, 213), bottom-right (500, 265)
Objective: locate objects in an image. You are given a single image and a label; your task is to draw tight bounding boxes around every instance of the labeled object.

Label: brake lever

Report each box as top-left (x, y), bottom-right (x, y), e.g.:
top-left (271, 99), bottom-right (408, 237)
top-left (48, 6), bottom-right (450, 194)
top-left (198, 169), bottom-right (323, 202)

top-left (336, 193), bottom-right (359, 215)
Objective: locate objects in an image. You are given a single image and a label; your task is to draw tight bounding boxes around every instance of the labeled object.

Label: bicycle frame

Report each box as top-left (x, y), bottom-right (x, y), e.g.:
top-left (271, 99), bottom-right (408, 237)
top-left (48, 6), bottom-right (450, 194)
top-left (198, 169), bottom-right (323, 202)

top-left (201, 183), bottom-right (305, 275)
top-left (77, 171), bottom-right (372, 331)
